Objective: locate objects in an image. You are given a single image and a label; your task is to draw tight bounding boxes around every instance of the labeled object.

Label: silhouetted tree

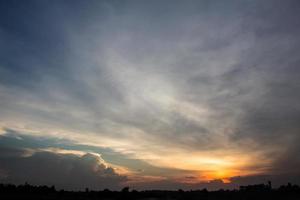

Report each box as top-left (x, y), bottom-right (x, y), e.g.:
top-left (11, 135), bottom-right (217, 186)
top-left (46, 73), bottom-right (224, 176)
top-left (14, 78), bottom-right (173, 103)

top-left (121, 186), bottom-right (129, 193)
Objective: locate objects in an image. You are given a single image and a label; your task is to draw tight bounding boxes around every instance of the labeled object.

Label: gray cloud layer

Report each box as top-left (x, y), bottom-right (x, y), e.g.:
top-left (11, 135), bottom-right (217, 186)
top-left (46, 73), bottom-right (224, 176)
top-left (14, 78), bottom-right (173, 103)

top-left (0, 147), bottom-right (126, 190)
top-left (0, 0), bottom-right (300, 189)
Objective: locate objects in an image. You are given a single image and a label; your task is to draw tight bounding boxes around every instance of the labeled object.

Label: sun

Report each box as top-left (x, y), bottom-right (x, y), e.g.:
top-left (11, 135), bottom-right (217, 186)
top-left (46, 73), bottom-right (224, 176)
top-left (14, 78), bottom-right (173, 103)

top-left (214, 170), bottom-right (232, 183)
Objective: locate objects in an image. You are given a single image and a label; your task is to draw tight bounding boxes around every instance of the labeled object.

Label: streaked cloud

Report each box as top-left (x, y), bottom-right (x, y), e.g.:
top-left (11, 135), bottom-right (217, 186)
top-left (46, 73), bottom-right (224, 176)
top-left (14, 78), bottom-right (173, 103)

top-left (0, 0), bottom-right (300, 189)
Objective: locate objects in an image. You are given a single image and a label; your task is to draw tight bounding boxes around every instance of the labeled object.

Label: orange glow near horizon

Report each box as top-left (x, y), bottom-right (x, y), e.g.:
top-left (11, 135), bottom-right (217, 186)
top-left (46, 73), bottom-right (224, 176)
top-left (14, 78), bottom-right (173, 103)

top-left (0, 124), bottom-right (274, 185)
top-left (202, 169), bottom-right (239, 183)
top-left (149, 147), bottom-right (276, 185)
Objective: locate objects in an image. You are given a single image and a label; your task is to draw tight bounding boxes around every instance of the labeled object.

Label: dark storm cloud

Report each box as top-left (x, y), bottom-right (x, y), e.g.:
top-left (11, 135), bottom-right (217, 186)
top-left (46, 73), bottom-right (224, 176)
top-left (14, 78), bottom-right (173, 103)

top-left (0, 147), bottom-right (126, 190)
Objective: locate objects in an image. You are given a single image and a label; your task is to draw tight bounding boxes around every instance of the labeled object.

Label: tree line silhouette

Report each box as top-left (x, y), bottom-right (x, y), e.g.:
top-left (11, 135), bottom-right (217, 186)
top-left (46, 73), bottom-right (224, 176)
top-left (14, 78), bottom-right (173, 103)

top-left (0, 182), bottom-right (299, 199)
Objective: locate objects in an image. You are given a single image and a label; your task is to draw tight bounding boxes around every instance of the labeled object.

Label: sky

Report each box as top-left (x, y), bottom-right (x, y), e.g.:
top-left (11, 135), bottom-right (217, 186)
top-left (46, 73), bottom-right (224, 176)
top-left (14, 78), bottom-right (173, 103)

top-left (0, 0), bottom-right (300, 191)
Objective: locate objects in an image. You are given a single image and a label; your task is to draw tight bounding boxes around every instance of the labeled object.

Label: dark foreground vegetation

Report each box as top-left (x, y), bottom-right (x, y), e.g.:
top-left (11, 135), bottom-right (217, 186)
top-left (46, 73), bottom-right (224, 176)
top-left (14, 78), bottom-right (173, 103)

top-left (0, 182), bottom-right (300, 200)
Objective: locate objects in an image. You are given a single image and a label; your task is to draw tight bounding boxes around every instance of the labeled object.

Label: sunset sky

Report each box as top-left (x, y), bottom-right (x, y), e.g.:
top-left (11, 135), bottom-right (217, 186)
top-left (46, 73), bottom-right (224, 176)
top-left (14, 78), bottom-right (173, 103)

top-left (0, 0), bottom-right (300, 190)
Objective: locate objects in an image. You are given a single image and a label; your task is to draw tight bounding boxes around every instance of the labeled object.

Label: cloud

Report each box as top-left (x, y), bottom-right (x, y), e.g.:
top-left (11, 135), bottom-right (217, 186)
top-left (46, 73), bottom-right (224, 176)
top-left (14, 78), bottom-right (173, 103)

top-left (0, 147), bottom-right (126, 190)
top-left (0, 132), bottom-right (299, 190)
top-left (0, 0), bottom-right (300, 188)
